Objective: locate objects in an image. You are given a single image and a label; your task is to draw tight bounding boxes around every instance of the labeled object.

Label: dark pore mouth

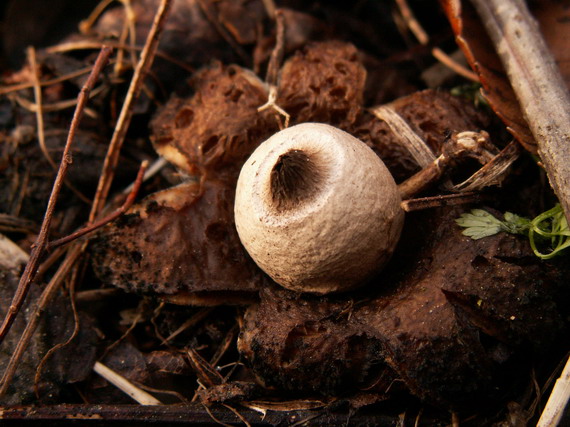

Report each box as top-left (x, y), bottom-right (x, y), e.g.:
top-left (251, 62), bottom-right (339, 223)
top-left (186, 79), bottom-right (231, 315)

top-left (270, 149), bottom-right (324, 211)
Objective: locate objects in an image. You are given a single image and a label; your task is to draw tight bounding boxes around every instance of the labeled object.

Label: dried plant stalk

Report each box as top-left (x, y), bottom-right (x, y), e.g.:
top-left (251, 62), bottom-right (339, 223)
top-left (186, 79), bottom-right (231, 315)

top-left (90, 0), bottom-right (174, 220)
top-left (537, 355), bottom-right (570, 427)
top-left (470, 0), bottom-right (570, 224)
top-left (93, 362), bottom-right (162, 405)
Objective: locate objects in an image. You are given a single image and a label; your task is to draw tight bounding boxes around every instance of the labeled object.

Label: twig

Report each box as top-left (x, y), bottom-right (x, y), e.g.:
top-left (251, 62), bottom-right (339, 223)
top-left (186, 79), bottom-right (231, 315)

top-left (46, 160), bottom-right (148, 250)
top-left (161, 308), bottom-right (213, 345)
top-left (470, 0), bottom-right (570, 225)
top-left (371, 105), bottom-right (436, 167)
top-left (0, 214), bottom-right (38, 234)
top-left (27, 50), bottom-right (94, 205)
top-left (46, 40), bottom-right (194, 74)
top-left (261, 0), bottom-right (276, 19)
top-left (395, 0), bottom-right (478, 82)
top-left (93, 361), bottom-right (162, 405)
top-left (0, 46), bottom-right (113, 345)
top-left (9, 84), bottom-right (106, 114)
top-left (79, 0), bottom-right (116, 34)
top-left (401, 192), bottom-right (483, 212)
top-left (0, 160), bottom-right (147, 395)
top-left (196, 0), bottom-right (250, 66)
top-left (122, 156), bottom-right (167, 194)
top-left (0, 63), bottom-right (104, 96)
top-left (0, 244), bottom-right (82, 396)
top-left (537, 355), bottom-right (570, 427)
top-left (33, 263), bottom-right (81, 399)
top-left (90, 0), bottom-right (174, 221)
top-left (257, 11), bottom-right (289, 129)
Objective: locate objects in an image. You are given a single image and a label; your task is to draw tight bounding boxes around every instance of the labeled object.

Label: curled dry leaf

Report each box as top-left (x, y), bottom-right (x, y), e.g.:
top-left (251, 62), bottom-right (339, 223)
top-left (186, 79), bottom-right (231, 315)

top-left (238, 208), bottom-right (567, 407)
top-left (441, 0), bottom-right (570, 153)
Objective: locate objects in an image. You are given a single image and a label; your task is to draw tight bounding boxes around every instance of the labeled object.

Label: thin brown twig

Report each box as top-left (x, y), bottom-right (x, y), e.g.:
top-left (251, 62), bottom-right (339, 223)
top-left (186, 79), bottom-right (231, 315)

top-left (0, 244), bottom-right (82, 396)
top-left (0, 162), bottom-right (146, 396)
top-left (11, 168), bottom-right (30, 217)
top-left (34, 264), bottom-right (81, 399)
top-left (0, 46), bottom-right (113, 347)
top-left (79, 0), bottom-right (116, 34)
top-left (46, 160), bottom-right (148, 251)
top-left (114, 0), bottom-right (138, 76)
top-left (9, 84), bottom-right (106, 113)
top-left (400, 192), bottom-right (484, 212)
top-left (261, 0), bottom-right (276, 19)
top-left (0, 0), bottom-right (171, 398)
top-left (46, 40), bottom-right (194, 73)
top-left (394, 0), bottom-right (478, 82)
top-left (196, 0), bottom-right (250, 66)
top-left (90, 0), bottom-right (174, 221)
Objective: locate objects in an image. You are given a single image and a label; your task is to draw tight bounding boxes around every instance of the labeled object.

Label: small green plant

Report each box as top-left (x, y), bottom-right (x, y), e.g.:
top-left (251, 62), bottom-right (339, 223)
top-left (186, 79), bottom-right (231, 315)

top-left (456, 204), bottom-right (570, 259)
top-left (450, 83), bottom-right (489, 109)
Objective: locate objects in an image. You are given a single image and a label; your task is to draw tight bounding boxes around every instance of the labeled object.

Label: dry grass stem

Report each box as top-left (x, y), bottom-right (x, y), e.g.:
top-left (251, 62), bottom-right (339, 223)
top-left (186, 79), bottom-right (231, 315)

top-left (46, 40), bottom-right (194, 73)
top-left (27, 47), bottom-right (55, 170)
top-left (537, 355), bottom-right (570, 427)
top-left (93, 361), bottom-right (162, 405)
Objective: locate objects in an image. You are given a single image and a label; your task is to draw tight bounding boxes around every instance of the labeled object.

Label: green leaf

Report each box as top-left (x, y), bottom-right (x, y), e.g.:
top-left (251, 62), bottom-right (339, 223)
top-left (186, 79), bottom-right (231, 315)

top-left (502, 212), bottom-right (531, 234)
top-left (455, 210), bottom-right (504, 239)
top-left (457, 205), bottom-right (570, 260)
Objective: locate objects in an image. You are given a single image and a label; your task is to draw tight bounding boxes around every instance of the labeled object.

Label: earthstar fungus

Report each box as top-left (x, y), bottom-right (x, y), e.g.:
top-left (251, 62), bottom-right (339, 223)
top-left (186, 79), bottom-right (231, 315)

top-left (234, 123), bottom-right (404, 294)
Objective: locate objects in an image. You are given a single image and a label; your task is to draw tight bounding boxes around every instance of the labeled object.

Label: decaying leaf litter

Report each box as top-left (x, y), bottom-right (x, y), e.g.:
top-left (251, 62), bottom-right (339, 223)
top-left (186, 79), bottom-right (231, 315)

top-left (0, 0), bottom-right (569, 425)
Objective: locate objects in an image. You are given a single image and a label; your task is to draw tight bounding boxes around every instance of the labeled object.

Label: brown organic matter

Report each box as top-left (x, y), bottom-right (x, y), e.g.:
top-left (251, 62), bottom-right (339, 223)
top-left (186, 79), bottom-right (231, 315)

top-left (239, 207), bottom-right (567, 407)
top-left (2, 1), bottom-right (567, 421)
top-left (93, 42), bottom-right (494, 302)
top-left (92, 179), bottom-right (266, 305)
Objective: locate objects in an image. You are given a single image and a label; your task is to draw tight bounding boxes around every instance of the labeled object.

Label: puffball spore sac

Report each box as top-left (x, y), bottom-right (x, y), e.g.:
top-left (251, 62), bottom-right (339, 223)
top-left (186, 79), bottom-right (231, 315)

top-left (234, 123), bottom-right (404, 294)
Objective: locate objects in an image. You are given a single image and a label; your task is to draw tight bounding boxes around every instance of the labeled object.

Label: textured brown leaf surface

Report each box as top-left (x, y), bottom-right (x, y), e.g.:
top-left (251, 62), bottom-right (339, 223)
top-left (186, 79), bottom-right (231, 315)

top-left (441, 0), bottom-right (570, 153)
